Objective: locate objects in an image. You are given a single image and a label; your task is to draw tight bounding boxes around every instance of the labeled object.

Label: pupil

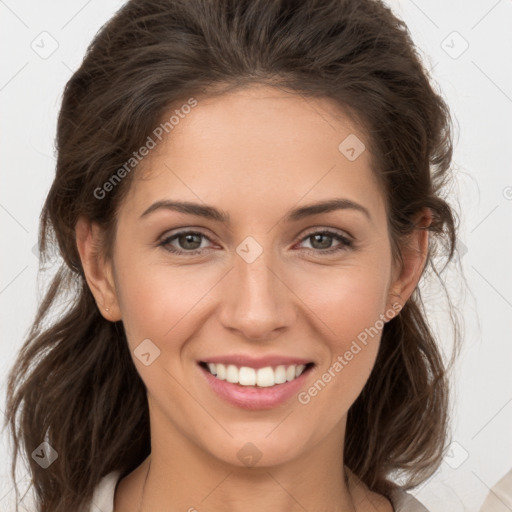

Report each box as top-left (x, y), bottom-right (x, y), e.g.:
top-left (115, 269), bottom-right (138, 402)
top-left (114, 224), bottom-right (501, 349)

top-left (312, 234), bottom-right (331, 249)
top-left (181, 234), bottom-right (201, 249)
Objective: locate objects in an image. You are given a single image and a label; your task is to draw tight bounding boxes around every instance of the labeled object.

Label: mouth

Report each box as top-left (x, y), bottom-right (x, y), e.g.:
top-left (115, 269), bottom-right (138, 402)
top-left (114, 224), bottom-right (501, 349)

top-left (198, 361), bottom-right (315, 388)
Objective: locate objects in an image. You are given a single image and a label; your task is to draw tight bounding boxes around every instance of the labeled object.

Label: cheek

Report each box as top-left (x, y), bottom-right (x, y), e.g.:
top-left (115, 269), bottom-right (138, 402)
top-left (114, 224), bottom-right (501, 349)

top-left (292, 263), bottom-right (390, 415)
top-left (113, 247), bottom-right (223, 360)
top-left (293, 259), bottom-right (390, 345)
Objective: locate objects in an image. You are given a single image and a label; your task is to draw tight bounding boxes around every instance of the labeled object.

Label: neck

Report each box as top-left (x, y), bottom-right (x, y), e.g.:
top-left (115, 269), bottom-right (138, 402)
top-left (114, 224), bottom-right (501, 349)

top-left (116, 417), bottom-right (357, 512)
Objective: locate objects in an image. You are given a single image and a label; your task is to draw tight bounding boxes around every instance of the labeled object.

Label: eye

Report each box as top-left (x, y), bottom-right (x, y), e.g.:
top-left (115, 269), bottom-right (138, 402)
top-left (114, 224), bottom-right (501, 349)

top-left (297, 230), bottom-right (353, 255)
top-left (158, 228), bottom-right (354, 256)
top-left (158, 231), bottom-right (214, 255)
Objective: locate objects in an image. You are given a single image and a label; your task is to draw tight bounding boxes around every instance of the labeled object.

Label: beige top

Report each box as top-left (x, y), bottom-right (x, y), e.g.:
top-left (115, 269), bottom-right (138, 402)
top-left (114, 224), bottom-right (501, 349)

top-left (479, 468), bottom-right (512, 511)
top-left (89, 471), bottom-right (430, 511)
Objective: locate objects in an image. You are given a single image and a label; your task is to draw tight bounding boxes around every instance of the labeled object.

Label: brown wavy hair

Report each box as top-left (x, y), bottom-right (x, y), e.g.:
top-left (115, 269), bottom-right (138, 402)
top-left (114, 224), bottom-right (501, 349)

top-left (4, 0), bottom-right (462, 510)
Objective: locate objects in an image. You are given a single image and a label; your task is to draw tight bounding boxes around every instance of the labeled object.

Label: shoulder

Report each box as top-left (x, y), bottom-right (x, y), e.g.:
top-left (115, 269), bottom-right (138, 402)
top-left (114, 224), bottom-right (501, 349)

top-left (345, 467), bottom-right (430, 512)
top-left (479, 467), bottom-right (512, 510)
top-left (389, 488), bottom-right (430, 512)
top-left (89, 470), bottom-right (122, 512)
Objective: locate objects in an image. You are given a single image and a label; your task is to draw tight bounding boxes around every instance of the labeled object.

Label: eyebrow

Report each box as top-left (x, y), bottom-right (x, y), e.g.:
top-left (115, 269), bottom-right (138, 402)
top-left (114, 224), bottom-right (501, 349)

top-left (140, 198), bottom-right (372, 224)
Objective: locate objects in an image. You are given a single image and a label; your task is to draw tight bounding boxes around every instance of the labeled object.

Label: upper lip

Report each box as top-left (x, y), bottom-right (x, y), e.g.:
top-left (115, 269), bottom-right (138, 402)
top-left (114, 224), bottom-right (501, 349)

top-left (200, 354), bottom-right (314, 369)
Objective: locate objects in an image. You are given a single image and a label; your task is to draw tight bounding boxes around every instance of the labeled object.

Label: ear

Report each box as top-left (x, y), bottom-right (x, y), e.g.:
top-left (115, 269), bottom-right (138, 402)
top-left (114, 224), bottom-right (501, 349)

top-left (75, 216), bottom-right (122, 321)
top-left (387, 207), bottom-right (432, 317)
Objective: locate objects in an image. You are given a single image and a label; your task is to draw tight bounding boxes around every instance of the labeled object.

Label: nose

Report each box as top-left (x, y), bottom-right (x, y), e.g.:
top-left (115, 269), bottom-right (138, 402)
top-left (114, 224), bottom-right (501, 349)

top-left (218, 245), bottom-right (296, 342)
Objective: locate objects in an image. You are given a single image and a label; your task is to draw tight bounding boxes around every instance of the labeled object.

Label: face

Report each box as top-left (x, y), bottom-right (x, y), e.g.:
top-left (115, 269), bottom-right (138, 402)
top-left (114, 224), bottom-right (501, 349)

top-left (79, 84), bottom-right (422, 470)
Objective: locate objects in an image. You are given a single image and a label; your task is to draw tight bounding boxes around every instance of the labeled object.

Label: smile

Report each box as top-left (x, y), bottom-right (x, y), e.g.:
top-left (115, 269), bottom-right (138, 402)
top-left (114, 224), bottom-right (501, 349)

top-left (200, 362), bottom-right (314, 388)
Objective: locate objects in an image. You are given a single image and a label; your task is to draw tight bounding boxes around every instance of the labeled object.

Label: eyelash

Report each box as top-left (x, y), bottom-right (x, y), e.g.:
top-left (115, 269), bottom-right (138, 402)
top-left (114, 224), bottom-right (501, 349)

top-left (158, 229), bottom-right (354, 256)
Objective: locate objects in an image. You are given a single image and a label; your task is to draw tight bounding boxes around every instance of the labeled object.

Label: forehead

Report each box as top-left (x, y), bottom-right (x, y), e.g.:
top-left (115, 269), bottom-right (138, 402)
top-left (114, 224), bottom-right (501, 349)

top-left (121, 84), bottom-right (385, 224)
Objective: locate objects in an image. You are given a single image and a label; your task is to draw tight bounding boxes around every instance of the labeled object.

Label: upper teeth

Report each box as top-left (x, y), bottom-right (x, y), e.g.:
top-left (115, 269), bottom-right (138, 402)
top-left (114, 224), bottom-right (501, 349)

top-left (206, 363), bottom-right (307, 387)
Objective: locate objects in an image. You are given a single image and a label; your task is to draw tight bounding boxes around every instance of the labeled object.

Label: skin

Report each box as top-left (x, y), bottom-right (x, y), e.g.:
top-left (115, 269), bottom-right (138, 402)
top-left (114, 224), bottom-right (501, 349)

top-left (76, 84), bottom-right (431, 511)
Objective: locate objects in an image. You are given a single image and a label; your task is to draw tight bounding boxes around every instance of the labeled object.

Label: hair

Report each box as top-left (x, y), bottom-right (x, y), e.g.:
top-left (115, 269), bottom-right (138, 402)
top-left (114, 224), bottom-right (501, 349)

top-left (4, 0), bottom-right (462, 510)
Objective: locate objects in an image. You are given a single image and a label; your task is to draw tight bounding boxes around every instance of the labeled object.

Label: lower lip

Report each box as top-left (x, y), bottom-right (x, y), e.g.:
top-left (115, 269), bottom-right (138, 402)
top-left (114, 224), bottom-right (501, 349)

top-left (198, 363), bottom-right (313, 410)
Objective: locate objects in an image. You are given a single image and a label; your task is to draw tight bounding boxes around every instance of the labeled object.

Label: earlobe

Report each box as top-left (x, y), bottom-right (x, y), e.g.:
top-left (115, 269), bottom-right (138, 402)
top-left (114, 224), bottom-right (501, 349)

top-left (386, 208), bottom-right (432, 316)
top-left (75, 216), bottom-right (122, 321)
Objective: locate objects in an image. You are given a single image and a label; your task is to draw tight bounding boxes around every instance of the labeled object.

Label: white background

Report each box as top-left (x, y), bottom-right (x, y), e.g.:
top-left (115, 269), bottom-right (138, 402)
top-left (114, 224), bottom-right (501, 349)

top-left (1, 1), bottom-right (511, 510)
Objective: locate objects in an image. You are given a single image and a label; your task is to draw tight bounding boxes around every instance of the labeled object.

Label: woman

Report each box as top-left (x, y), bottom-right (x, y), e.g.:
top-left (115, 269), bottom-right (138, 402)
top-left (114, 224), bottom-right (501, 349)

top-left (4, 0), bottom-right (461, 510)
